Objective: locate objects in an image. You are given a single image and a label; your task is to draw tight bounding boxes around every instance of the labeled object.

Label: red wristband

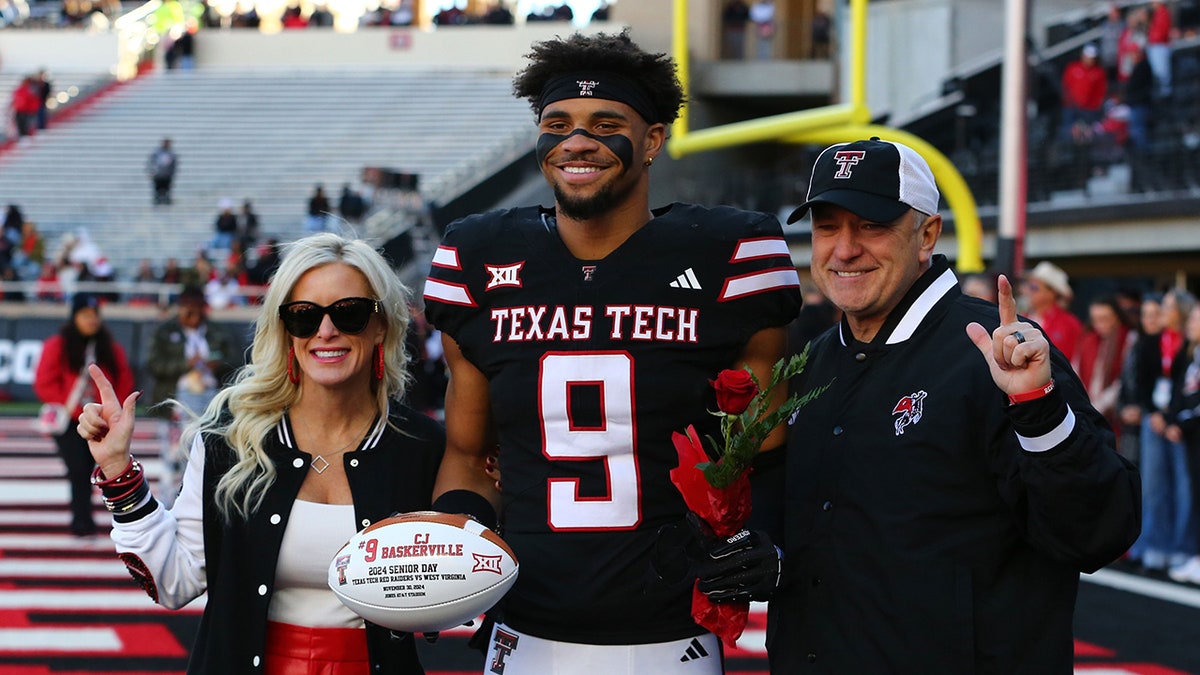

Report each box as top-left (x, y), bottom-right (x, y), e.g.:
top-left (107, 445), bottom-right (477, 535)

top-left (1008, 379), bottom-right (1055, 406)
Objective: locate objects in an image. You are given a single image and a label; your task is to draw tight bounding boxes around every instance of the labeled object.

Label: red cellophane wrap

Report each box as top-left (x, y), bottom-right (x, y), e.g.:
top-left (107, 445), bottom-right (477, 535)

top-left (669, 424), bottom-right (753, 648)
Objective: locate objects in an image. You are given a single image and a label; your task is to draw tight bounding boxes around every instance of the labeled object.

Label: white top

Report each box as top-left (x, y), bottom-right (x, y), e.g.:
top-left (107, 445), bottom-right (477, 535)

top-left (268, 499), bottom-right (364, 628)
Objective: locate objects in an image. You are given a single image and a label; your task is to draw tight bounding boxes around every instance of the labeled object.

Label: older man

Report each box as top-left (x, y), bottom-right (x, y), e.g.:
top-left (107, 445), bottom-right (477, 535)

top-left (765, 138), bottom-right (1140, 673)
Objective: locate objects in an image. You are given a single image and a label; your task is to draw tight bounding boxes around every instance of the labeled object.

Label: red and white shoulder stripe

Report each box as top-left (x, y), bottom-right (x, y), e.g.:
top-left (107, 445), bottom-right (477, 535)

top-left (719, 236), bottom-right (800, 302)
top-left (424, 245), bottom-right (476, 307)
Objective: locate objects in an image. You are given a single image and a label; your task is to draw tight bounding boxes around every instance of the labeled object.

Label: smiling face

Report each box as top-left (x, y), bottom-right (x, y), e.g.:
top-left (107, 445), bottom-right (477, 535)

top-left (536, 97), bottom-right (664, 222)
top-left (809, 203), bottom-right (941, 342)
top-left (287, 262), bottom-right (384, 393)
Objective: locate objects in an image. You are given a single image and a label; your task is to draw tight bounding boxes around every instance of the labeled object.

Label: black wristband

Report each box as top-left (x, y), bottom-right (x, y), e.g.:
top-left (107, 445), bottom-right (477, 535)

top-left (432, 489), bottom-right (497, 531)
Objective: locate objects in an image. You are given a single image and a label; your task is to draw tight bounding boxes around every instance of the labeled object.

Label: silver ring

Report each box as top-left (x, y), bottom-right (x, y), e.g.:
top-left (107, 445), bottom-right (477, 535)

top-left (1012, 330), bottom-right (1026, 344)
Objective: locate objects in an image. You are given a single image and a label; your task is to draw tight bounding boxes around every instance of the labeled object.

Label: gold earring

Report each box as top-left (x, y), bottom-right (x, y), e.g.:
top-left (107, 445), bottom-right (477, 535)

top-left (644, 156), bottom-right (655, 167)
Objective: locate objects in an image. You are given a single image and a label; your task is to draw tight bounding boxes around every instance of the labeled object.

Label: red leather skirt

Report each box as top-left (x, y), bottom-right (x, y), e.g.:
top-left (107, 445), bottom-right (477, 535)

top-left (264, 621), bottom-right (370, 675)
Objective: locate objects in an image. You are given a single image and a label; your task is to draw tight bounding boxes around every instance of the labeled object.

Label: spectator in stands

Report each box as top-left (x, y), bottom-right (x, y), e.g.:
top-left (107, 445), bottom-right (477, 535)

top-left (481, 2), bottom-right (513, 24)
top-left (0, 266), bottom-right (24, 301)
top-left (225, 238), bottom-right (247, 277)
top-left (960, 271), bottom-right (999, 303)
top-left (184, 250), bottom-right (215, 289)
top-left (1060, 44), bottom-right (1108, 144)
top-left (1147, 0), bottom-right (1173, 98)
top-left (34, 260), bottom-right (62, 303)
top-left (387, 0), bottom-right (413, 25)
top-left (160, 257), bottom-right (183, 285)
top-left (721, 0), bottom-right (750, 59)
top-left (33, 293), bottom-right (135, 536)
top-left (338, 183), bottom-right (366, 224)
top-left (435, 2), bottom-right (466, 25)
top-left (146, 283), bottom-right (236, 422)
top-left (1118, 292), bottom-right (1161, 465)
top-left (1125, 46), bottom-right (1155, 153)
top-left (17, 220), bottom-right (45, 281)
top-left (281, 5), bottom-right (308, 28)
top-left (2, 204), bottom-right (22, 238)
top-left (749, 0), bottom-right (775, 60)
top-left (246, 237), bottom-right (281, 286)
top-left (1131, 288), bottom-right (1196, 572)
top-left (308, 3), bottom-right (333, 26)
top-left (1100, 3), bottom-right (1125, 82)
top-left (147, 138), bottom-right (178, 206)
top-left (1021, 261), bottom-right (1084, 362)
top-left (239, 198), bottom-right (260, 249)
top-left (1075, 295), bottom-right (1135, 433)
top-left (10, 75), bottom-right (41, 137)
top-left (88, 257), bottom-right (119, 303)
top-left (34, 69), bottom-right (51, 131)
top-left (305, 183), bottom-right (331, 233)
top-left (129, 258), bottom-right (159, 306)
top-left (212, 198), bottom-right (238, 251)
top-left (171, 24), bottom-right (196, 71)
top-left (1166, 302), bottom-right (1200, 584)
top-left (591, 1), bottom-right (610, 22)
top-left (204, 262), bottom-right (243, 309)
top-left (811, 8), bottom-right (832, 59)
top-left (404, 306), bottom-right (446, 416)
top-left (1117, 5), bottom-right (1149, 84)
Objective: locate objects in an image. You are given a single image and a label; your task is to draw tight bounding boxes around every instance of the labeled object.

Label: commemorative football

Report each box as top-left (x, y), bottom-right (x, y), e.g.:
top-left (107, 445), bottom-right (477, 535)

top-left (327, 511), bottom-right (518, 632)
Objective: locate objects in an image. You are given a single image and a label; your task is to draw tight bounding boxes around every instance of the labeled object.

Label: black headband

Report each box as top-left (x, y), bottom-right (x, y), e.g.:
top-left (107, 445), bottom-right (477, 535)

top-left (537, 72), bottom-right (659, 125)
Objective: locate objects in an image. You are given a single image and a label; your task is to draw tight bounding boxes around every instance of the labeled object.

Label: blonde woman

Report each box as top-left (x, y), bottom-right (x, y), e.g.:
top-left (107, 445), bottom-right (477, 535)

top-left (78, 233), bottom-right (444, 674)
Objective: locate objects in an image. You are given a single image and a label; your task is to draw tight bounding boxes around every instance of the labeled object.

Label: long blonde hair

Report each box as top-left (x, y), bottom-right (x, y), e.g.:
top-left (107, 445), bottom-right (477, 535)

top-left (188, 233), bottom-right (413, 521)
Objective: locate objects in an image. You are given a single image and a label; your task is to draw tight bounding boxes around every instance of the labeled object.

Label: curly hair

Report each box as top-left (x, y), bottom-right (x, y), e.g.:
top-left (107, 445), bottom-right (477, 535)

top-left (512, 29), bottom-right (686, 125)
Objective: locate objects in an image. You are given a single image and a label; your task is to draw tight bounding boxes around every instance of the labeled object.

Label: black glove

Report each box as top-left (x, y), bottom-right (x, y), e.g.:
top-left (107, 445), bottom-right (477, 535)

top-left (652, 512), bottom-right (782, 603)
top-left (695, 526), bottom-right (782, 602)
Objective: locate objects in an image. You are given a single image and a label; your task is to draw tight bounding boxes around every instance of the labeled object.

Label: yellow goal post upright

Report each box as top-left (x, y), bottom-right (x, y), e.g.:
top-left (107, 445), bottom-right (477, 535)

top-left (668, 0), bottom-right (984, 273)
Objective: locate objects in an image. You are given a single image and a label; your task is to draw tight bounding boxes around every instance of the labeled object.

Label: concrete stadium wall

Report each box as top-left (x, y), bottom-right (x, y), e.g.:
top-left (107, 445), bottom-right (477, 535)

top-left (191, 22), bottom-right (615, 69)
top-left (0, 31), bottom-right (123, 75)
top-left (0, 22), bottom-right (619, 76)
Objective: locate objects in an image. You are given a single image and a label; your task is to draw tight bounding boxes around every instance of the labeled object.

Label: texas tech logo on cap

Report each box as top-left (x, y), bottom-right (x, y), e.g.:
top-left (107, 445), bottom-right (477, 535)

top-left (833, 150), bottom-right (866, 178)
top-left (786, 137), bottom-right (941, 224)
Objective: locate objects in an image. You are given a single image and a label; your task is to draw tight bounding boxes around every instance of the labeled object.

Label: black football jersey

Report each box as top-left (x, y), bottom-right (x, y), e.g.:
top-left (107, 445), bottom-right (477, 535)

top-left (423, 203), bottom-right (801, 644)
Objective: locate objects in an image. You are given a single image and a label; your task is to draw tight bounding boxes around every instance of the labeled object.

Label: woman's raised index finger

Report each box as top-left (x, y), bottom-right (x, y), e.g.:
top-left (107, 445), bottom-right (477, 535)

top-left (997, 274), bottom-right (1018, 325)
top-left (87, 363), bottom-right (117, 406)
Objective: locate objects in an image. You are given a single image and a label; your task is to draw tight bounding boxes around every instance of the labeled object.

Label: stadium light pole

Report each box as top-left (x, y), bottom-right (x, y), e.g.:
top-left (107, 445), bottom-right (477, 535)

top-left (996, 0), bottom-right (1030, 279)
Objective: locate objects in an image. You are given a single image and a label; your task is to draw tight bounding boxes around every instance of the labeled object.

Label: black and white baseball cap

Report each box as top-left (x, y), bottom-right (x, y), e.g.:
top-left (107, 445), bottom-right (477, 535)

top-left (787, 137), bottom-right (940, 224)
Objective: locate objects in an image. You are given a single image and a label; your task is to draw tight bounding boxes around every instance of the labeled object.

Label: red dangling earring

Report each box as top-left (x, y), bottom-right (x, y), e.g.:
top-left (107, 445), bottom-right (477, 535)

top-left (374, 344), bottom-right (385, 381)
top-left (287, 347), bottom-right (300, 384)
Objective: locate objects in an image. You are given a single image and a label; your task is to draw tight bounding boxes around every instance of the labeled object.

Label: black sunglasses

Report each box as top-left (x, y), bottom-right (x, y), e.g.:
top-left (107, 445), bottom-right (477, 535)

top-left (278, 297), bottom-right (380, 338)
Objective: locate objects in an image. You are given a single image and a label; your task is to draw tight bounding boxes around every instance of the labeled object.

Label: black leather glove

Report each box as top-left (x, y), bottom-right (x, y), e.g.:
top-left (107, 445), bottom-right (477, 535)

top-left (694, 524), bottom-right (782, 602)
top-left (652, 512), bottom-right (782, 603)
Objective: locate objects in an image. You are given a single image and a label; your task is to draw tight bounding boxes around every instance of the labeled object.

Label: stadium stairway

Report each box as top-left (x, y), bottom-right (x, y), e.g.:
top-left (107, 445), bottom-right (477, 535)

top-left (0, 66), bottom-right (535, 278)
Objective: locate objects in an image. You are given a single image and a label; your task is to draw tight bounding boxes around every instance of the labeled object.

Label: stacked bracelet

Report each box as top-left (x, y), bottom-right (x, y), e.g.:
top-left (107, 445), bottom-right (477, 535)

top-left (90, 457), bottom-right (150, 514)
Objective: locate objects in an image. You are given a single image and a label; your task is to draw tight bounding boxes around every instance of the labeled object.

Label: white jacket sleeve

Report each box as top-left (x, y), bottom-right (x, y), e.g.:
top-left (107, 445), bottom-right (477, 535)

top-left (109, 434), bottom-right (208, 610)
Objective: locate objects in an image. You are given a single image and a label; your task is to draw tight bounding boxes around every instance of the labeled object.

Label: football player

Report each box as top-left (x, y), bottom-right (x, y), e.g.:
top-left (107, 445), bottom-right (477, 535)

top-left (423, 30), bottom-right (802, 675)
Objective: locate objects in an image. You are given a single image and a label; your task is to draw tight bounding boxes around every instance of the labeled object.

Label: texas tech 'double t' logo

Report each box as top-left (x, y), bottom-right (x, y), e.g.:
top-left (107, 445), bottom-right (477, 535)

top-left (832, 150), bottom-right (867, 178)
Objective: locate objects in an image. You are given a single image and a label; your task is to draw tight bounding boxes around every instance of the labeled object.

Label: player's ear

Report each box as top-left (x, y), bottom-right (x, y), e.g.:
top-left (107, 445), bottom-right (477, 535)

top-left (643, 122), bottom-right (667, 161)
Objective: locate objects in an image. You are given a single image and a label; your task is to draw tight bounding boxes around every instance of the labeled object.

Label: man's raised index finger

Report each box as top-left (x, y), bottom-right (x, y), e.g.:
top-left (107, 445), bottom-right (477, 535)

top-left (997, 274), bottom-right (1018, 325)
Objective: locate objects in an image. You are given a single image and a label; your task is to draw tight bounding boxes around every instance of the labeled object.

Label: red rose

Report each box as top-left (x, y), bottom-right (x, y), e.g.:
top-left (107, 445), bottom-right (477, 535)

top-left (710, 369), bottom-right (758, 415)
